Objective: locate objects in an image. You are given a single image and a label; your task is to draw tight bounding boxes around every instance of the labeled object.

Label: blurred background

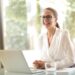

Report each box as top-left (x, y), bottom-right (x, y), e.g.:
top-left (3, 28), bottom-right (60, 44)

top-left (0, 0), bottom-right (75, 50)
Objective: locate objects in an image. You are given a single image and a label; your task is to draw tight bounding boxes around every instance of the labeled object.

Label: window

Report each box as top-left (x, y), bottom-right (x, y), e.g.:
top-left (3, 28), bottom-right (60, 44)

top-left (2, 0), bottom-right (29, 50)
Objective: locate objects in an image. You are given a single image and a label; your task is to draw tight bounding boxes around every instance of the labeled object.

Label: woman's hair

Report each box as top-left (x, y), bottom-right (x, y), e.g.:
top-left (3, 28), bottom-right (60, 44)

top-left (44, 7), bottom-right (60, 28)
top-left (56, 23), bottom-right (60, 28)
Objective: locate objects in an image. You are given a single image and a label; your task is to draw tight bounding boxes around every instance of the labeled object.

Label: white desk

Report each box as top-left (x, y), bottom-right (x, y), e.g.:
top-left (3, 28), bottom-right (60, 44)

top-left (56, 68), bottom-right (75, 75)
top-left (0, 68), bottom-right (75, 75)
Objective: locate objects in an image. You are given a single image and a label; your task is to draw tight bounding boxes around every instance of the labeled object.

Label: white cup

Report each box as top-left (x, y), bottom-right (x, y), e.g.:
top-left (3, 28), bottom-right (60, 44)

top-left (45, 62), bottom-right (56, 75)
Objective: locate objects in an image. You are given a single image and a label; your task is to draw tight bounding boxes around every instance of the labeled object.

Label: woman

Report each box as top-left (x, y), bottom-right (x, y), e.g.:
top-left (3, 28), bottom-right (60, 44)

top-left (33, 7), bottom-right (74, 69)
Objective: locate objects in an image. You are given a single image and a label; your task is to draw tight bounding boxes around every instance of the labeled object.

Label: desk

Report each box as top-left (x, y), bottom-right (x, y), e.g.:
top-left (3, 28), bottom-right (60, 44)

top-left (0, 68), bottom-right (75, 75)
top-left (56, 68), bottom-right (75, 75)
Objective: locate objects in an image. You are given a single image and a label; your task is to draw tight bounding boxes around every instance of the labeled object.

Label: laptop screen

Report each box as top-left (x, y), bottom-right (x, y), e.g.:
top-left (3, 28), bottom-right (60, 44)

top-left (0, 50), bottom-right (32, 73)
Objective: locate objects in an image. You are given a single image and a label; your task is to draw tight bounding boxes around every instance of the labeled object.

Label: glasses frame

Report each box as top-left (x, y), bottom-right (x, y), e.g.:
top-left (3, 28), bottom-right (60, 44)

top-left (40, 15), bottom-right (55, 19)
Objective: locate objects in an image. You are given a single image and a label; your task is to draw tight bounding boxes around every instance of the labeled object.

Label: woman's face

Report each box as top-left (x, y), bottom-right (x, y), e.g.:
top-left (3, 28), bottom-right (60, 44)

top-left (41, 9), bottom-right (57, 29)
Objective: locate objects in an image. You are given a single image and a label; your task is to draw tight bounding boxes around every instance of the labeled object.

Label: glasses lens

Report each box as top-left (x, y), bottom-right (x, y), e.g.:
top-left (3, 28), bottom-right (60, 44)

top-left (42, 15), bottom-right (52, 19)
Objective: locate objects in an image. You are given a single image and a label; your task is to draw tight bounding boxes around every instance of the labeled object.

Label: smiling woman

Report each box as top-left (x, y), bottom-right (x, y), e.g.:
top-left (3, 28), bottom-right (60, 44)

top-left (33, 7), bottom-right (74, 69)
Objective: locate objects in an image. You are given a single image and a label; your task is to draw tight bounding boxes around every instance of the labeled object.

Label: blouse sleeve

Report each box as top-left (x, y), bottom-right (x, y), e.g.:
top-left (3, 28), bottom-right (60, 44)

top-left (51, 30), bottom-right (74, 69)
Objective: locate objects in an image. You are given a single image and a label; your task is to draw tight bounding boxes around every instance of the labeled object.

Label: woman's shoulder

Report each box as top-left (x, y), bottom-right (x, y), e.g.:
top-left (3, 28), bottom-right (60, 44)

top-left (58, 28), bottom-right (70, 37)
top-left (58, 28), bottom-right (69, 34)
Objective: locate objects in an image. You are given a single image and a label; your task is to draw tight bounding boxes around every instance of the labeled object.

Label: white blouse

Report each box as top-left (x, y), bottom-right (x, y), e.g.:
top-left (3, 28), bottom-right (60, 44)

top-left (39, 28), bottom-right (74, 69)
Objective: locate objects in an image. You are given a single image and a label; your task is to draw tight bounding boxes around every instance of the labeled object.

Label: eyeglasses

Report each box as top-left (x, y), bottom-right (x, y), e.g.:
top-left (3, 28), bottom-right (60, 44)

top-left (40, 15), bottom-right (53, 19)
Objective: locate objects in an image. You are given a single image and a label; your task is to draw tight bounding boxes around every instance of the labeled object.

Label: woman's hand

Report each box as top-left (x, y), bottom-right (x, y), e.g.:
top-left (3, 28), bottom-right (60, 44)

top-left (33, 60), bottom-right (45, 69)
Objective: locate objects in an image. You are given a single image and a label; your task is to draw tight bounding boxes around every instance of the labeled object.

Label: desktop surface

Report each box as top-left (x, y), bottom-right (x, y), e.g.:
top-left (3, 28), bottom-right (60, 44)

top-left (0, 68), bottom-right (75, 75)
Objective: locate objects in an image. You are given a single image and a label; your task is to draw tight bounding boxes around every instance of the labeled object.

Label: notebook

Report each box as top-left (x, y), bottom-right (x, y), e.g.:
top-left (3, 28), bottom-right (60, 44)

top-left (0, 50), bottom-right (44, 74)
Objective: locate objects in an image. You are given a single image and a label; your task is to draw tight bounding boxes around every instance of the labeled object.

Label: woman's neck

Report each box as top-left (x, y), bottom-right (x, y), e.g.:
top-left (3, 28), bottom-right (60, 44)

top-left (47, 26), bottom-right (56, 37)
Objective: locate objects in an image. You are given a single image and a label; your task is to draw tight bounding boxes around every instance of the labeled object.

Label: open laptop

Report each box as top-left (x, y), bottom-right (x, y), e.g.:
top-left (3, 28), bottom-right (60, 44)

top-left (0, 50), bottom-right (44, 74)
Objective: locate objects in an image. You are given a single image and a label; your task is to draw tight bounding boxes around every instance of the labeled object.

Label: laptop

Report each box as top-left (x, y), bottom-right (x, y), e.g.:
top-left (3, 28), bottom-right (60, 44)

top-left (0, 50), bottom-right (44, 74)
